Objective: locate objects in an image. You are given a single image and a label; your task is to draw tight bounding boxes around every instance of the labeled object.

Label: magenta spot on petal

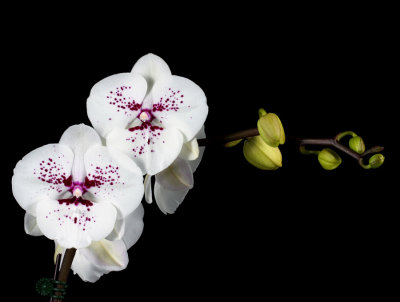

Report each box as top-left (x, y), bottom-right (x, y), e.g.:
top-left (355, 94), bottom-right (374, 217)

top-left (58, 197), bottom-right (93, 207)
top-left (108, 86), bottom-right (141, 116)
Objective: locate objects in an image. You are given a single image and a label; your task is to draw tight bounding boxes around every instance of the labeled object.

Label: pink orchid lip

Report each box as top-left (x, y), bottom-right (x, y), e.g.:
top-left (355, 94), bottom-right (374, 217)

top-left (128, 108), bottom-right (163, 133)
top-left (59, 175), bottom-right (96, 206)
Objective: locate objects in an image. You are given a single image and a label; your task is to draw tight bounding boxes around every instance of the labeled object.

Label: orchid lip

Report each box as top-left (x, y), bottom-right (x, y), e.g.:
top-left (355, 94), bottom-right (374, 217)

top-left (63, 176), bottom-right (96, 197)
top-left (58, 176), bottom-right (96, 207)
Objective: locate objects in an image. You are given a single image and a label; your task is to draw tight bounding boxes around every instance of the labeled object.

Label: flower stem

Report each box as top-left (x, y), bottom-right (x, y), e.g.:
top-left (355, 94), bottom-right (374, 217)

top-left (296, 138), bottom-right (361, 161)
top-left (197, 128), bottom-right (259, 146)
top-left (197, 128), bottom-right (384, 168)
top-left (52, 248), bottom-right (76, 302)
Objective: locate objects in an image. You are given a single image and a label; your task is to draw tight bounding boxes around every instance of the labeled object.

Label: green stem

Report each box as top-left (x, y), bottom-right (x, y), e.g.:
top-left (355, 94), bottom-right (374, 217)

top-left (299, 145), bottom-right (320, 155)
top-left (335, 131), bottom-right (358, 141)
top-left (298, 138), bottom-right (361, 161)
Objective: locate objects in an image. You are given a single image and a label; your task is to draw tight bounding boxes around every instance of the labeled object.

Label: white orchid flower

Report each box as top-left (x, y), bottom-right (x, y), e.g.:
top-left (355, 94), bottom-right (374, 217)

top-left (12, 124), bottom-right (144, 249)
top-left (87, 53), bottom-right (208, 175)
top-left (144, 127), bottom-right (205, 214)
top-left (54, 204), bottom-right (144, 282)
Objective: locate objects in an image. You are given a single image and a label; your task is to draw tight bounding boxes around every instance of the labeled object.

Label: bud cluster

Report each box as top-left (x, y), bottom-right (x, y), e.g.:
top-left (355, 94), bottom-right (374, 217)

top-left (301, 131), bottom-right (384, 170)
top-left (243, 108), bottom-right (285, 170)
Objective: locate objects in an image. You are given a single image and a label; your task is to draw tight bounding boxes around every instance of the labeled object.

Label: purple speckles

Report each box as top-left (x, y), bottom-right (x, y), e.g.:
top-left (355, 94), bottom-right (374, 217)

top-left (107, 85), bottom-right (188, 159)
top-left (45, 198), bottom-right (96, 231)
top-left (152, 88), bottom-right (184, 113)
top-left (34, 156), bottom-right (68, 193)
top-left (128, 122), bottom-right (163, 133)
top-left (63, 175), bottom-right (72, 187)
top-left (85, 160), bottom-right (125, 199)
top-left (89, 163), bottom-right (122, 188)
top-left (118, 87), bottom-right (186, 158)
top-left (126, 122), bottom-right (164, 157)
top-left (107, 85), bottom-right (141, 116)
top-left (58, 197), bottom-right (93, 207)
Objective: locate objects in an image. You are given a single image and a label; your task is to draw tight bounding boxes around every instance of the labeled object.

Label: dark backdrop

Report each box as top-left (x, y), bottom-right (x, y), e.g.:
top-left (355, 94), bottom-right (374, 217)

top-left (2, 6), bottom-right (395, 301)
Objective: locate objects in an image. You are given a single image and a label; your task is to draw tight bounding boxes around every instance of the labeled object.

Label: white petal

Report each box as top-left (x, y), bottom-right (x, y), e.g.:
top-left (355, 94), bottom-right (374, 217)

top-left (24, 213), bottom-right (43, 236)
top-left (195, 125), bottom-right (206, 140)
top-left (122, 204), bottom-right (144, 250)
top-left (71, 248), bottom-right (108, 282)
top-left (155, 157), bottom-right (193, 191)
top-left (151, 75), bottom-right (208, 141)
top-left (131, 53), bottom-right (172, 90)
top-left (59, 124), bottom-right (102, 153)
top-left (87, 73), bottom-right (147, 138)
top-left (179, 137), bottom-right (199, 161)
top-left (190, 146), bottom-right (205, 173)
top-left (71, 239), bottom-right (129, 283)
top-left (84, 146), bottom-right (144, 217)
top-left (36, 198), bottom-right (117, 249)
top-left (144, 174), bottom-right (153, 204)
top-left (12, 144), bottom-right (74, 214)
top-left (107, 125), bottom-right (184, 175)
top-left (59, 124), bottom-right (102, 182)
top-left (189, 126), bottom-right (206, 173)
top-left (154, 182), bottom-right (189, 215)
top-left (79, 240), bottom-right (128, 271)
top-left (105, 216), bottom-right (125, 241)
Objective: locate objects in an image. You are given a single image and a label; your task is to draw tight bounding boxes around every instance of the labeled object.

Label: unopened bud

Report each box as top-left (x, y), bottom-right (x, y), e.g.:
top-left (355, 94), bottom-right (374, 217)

top-left (369, 153), bottom-right (384, 169)
top-left (257, 110), bottom-right (285, 147)
top-left (318, 148), bottom-right (342, 170)
top-left (224, 139), bottom-right (243, 147)
top-left (258, 108), bottom-right (267, 117)
top-left (349, 136), bottom-right (365, 154)
top-left (243, 135), bottom-right (282, 170)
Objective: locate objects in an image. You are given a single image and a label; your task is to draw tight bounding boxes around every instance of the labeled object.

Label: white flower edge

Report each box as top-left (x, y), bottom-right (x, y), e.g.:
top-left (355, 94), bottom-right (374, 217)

top-left (55, 204), bottom-right (144, 282)
top-left (87, 53), bottom-right (208, 176)
top-left (145, 127), bottom-right (205, 214)
top-left (13, 124), bottom-right (144, 249)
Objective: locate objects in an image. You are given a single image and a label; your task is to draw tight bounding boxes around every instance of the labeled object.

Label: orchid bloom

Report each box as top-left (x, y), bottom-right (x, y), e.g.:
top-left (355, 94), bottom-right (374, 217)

top-left (54, 204), bottom-right (144, 282)
top-left (87, 53), bottom-right (208, 175)
top-left (144, 127), bottom-right (205, 214)
top-left (12, 124), bottom-right (144, 249)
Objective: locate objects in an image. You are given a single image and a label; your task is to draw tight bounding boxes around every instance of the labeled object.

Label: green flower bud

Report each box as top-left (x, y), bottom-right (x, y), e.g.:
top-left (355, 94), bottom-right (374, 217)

top-left (243, 135), bottom-right (282, 170)
top-left (369, 153), bottom-right (384, 168)
top-left (258, 108), bottom-right (267, 117)
top-left (224, 139), bottom-right (243, 147)
top-left (318, 148), bottom-right (342, 170)
top-left (257, 109), bottom-right (285, 147)
top-left (349, 136), bottom-right (365, 154)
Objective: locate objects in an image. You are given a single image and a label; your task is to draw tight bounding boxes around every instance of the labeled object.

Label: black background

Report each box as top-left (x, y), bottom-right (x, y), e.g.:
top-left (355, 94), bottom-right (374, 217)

top-left (2, 5), bottom-right (396, 301)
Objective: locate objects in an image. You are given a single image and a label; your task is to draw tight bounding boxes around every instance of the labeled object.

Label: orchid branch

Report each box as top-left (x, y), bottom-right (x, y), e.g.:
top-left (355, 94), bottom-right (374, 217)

top-left (197, 128), bottom-right (384, 169)
top-left (197, 128), bottom-right (259, 146)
